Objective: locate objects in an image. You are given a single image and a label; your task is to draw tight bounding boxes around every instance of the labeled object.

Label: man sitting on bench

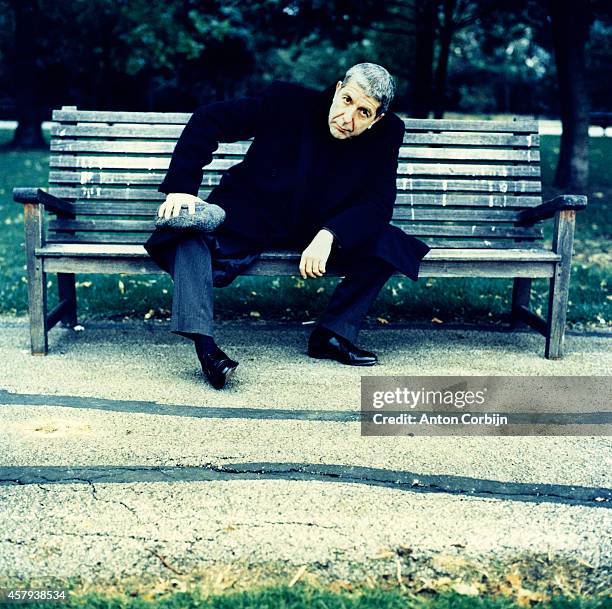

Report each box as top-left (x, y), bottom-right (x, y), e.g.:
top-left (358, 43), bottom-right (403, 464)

top-left (144, 63), bottom-right (430, 389)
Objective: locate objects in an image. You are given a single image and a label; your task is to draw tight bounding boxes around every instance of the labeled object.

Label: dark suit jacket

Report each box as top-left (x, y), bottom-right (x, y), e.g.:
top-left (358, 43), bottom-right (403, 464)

top-left (144, 81), bottom-right (430, 280)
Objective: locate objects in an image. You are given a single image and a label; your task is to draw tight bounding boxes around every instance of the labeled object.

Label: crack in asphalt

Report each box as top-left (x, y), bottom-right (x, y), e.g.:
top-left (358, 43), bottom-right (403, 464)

top-left (87, 480), bottom-right (140, 519)
top-left (0, 464), bottom-right (609, 509)
top-left (1, 532), bottom-right (178, 543)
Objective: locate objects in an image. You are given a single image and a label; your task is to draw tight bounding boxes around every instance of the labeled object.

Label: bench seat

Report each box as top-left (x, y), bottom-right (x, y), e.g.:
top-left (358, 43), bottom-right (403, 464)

top-left (36, 243), bottom-right (561, 278)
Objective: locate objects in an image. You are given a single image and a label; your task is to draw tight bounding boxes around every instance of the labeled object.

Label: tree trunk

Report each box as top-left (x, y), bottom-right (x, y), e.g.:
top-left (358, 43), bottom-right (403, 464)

top-left (432, 0), bottom-right (456, 119)
top-left (9, 0), bottom-right (46, 149)
top-left (548, 0), bottom-right (592, 192)
top-left (411, 1), bottom-right (437, 118)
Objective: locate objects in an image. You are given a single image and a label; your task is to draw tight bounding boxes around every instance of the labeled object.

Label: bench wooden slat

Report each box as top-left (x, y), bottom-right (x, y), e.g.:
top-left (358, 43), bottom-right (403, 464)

top-left (48, 161), bottom-right (542, 181)
top-left (36, 242), bottom-right (559, 261)
top-left (403, 132), bottom-right (539, 147)
top-left (390, 224), bottom-right (541, 238)
top-left (46, 176), bottom-right (541, 202)
top-left (40, 256), bottom-right (556, 278)
top-left (394, 178), bottom-right (541, 193)
top-left (398, 164), bottom-right (540, 178)
top-left (45, 189), bottom-right (542, 209)
top-left (403, 118), bottom-right (537, 132)
top-left (49, 138), bottom-right (541, 162)
top-left (50, 155), bottom-right (173, 170)
top-left (51, 108), bottom-right (537, 132)
top-left (399, 148), bottom-right (540, 162)
top-left (50, 123), bottom-right (539, 147)
top-left (392, 208), bottom-right (523, 222)
top-left (50, 140), bottom-right (250, 154)
top-left (43, 201), bottom-right (526, 223)
top-left (49, 164), bottom-right (235, 181)
top-left (395, 193), bottom-right (541, 207)
top-left (47, 218), bottom-right (542, 240)
top-left (52, 109), bottom-right (194, 124)
top-left (44, 233), bottom-right (542, 249)
top-left (46, 233), bottom-right (157, 244)
top-left (51, 124), bottom-right (186, 138)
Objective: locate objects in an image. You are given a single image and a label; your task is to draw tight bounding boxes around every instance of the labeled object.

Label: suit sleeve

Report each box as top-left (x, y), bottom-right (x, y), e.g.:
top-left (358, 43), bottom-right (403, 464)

top-left (158, 94), bottom-right (265, 196)
top-left (321, 120), bottom-right (404, 251)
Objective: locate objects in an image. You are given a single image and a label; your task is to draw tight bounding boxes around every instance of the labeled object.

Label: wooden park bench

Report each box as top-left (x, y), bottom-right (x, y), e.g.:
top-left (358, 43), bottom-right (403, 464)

top-left (13, 106), bottom-right (587, 359)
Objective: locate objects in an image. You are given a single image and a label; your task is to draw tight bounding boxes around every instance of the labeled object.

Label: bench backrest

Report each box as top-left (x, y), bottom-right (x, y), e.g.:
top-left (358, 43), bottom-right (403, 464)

top-left (47, 106), bottom-right (543, 249)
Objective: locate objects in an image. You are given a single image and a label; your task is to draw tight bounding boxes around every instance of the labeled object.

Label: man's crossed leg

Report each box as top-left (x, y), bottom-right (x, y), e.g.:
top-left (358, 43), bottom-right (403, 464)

top-left (163, 233), bottom-right (395, 389)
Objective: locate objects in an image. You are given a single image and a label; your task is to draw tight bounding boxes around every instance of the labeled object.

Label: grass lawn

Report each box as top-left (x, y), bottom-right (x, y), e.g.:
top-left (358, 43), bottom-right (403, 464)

top-left (4, 585), bottom-right (609, 609)
top-left (0, 129), bottom-right (609, 330)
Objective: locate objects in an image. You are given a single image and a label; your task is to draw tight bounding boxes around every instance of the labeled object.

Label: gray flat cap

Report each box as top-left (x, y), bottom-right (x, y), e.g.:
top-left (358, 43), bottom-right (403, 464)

top-left (155, 201), bottom-right (226, 232)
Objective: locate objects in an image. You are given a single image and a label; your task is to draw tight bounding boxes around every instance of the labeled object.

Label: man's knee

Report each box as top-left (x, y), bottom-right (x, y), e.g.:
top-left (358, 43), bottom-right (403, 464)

top-left (170, 234), bottom-right (212, 278)
top-left (340, 255), bottom-right (395, 282)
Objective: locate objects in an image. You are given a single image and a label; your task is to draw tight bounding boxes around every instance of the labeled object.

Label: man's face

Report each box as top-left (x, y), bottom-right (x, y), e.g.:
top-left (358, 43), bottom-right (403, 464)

top-left (328, 80), bottom-right (384, 139)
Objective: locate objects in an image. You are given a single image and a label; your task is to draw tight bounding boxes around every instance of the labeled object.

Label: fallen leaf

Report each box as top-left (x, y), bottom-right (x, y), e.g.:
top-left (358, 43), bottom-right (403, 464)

top-left (249, 311), bottom-right (261, 318)
top-left (416, 576), bottom-right (453, 592)
top-left (288, 565), bottom-right (307, 587)
top-left (328, 580), bottom-right (353, 593)
top-left (516, 588), bottom-right (545, 606)
top-left (506, 572), bottom-right (522, 589)
top-left (431, 317), bottom-right (444, 324)
top-left (433, 554), bottom-right (471, 573)
top-left (372, 548), bottom-right (395, 560)
top-left (452, 581), bottom-right (481, 596)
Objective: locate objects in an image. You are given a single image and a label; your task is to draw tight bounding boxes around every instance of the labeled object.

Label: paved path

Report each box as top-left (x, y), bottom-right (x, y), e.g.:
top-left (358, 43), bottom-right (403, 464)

top-left (0, 318), bottom-right (610, 589)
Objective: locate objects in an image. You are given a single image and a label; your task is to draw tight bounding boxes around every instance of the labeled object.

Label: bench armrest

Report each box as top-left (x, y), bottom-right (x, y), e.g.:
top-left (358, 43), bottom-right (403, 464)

top-left (13, 188), bottom-right (75, 216)
top-left (516, 195), bottom-right (587, 226)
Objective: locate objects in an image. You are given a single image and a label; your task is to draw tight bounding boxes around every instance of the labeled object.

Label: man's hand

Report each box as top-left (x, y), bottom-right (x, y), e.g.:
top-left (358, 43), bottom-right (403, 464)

top-left (157, 193), bottom-right (206, 219)
top-left (299, 229), bottom-right (334, 279)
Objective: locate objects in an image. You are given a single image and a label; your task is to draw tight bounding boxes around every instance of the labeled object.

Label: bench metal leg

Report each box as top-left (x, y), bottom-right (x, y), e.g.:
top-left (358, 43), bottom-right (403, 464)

top-left (57, 272), bottom-right (77, 326)
top-left (510, 277), bottom-right (532, 329)
top-left (545, 210), bottom-right (576, 360)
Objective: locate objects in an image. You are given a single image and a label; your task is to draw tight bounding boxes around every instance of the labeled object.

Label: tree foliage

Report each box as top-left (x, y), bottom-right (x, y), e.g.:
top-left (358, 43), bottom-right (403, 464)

top-left (0, 0), bottom-right (610, 152)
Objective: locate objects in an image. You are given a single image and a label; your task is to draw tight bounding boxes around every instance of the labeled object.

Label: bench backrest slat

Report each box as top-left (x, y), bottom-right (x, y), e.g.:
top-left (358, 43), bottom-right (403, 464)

top-left (47, 106), bottom-right (543, 249)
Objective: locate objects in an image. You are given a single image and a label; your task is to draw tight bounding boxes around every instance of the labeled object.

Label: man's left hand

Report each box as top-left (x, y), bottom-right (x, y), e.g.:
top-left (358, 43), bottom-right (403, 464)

top-left (299, 229), bottom-right (334, 278)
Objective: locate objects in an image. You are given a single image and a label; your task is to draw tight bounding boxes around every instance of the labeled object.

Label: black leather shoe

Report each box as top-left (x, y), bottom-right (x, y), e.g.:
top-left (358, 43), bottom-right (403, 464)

top-left (308, 327), bottom-right (378, 366)
top-left (199, 346), bottom-right (239, 389)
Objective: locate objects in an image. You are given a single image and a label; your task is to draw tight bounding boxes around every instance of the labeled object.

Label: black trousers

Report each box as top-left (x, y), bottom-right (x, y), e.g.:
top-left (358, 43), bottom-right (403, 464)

top-left (162, 233), bottom-right (395, 344)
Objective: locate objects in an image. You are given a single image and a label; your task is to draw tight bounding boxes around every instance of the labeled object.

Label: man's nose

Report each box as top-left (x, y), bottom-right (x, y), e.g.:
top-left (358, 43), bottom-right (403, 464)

top-left (341, 108), bottom-right (355, 126)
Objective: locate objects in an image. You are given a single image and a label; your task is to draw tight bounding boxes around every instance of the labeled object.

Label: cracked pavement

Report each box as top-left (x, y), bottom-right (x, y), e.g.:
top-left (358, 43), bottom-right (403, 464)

top-left (0, 317), bottom-right (611, 586)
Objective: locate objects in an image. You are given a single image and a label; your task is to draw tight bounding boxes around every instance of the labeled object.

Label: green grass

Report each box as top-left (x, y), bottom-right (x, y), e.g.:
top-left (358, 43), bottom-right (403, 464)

top-left (2, 585), bottom-right (609, 609)
top-left (0, 130), bottom-right (609, 329)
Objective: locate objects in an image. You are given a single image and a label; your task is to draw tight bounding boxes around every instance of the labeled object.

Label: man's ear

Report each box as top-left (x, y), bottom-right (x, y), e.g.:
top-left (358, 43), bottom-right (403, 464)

top-left (335, 81), bottom-right (343, 92)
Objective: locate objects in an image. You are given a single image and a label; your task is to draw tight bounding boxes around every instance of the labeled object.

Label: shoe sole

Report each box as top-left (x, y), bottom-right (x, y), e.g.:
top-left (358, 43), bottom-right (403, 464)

top-left (308, 351), bottom-right (378, 366)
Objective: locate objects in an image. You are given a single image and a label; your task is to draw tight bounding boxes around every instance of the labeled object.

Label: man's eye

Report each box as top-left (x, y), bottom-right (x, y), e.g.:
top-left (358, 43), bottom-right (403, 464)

top-left (360, 109), bottom-right (370, 118)
top-left (343, 96), bottom-right (351, 103)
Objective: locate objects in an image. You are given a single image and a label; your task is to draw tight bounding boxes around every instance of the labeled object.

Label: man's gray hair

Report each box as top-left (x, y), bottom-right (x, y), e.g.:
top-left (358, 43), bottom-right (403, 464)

top-left (341, 63), bottom-right (396, 116)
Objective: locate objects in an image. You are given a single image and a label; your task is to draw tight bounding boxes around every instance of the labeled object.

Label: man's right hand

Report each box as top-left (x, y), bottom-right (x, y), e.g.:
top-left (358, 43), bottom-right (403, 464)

top-left (157, 193), bottom-right (206, 219)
